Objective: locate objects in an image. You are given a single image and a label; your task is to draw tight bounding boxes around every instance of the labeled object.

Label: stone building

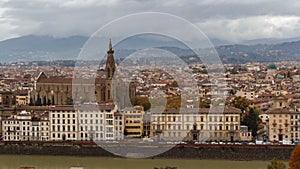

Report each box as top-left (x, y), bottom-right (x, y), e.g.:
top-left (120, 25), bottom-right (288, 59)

top-left (77, 103), bottom-right (117, 141)
top-left (30, 40), bottom-right (135, 106)
top-left (49, 106), bottom-right (78, 141)
top-left (2, 110), bottom-right (50, 141)
top-left (267, 107), bottom-right (292, 142)
top-left (150, 106), bottom-right (242, 142)
top-left (122, 106), bottom-right (144, 138)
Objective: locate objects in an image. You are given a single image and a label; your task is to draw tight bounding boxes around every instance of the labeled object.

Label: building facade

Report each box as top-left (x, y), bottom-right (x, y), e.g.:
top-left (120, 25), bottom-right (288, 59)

top-left (49, 106), bottom-right (78, 141)
top-left (123, 106), bottom-right (144, 138)
top-left (77, 103), bottom-right (117, 141)
top-left (2, 110), bottom-right (50, 141)
top-left (150, 106), bottom-right (242, 142)
top-left (267, 108), bottom-right (291, 142)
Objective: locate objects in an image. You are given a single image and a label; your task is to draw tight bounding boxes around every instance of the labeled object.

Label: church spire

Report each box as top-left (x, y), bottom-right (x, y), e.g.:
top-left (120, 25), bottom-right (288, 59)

top-left (105, 39), bottom-right (116, 79)
top-left (109, 39), bottom-right (112, 51)
top-left (107, 39), bottom-right (114, 54)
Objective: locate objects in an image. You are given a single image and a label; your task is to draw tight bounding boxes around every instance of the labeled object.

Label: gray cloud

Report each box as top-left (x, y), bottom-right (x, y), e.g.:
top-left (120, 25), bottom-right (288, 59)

top-left (1, 0), bottom-right (300, 42)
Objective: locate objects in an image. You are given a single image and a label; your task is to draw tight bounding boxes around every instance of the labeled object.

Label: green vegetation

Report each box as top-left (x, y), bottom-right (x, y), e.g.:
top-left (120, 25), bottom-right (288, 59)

top-left (268, 63), bottom-right (277, 70)
top-left (267, 158), bottom-right (286, 169)
top-left (242, 108), bottom-right (261, 137)
top-left (130, 96), bottom-right (151, 111)
top-left (229, 96), bottom-right (250, 113)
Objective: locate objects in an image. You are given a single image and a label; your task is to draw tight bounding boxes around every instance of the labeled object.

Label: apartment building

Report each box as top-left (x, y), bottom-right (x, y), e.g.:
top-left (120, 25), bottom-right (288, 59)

top-left (150, 106), bottom-right (241, 142)
top-left (114, 111), bottom-right (124, 140)
top-left (122, 106), bottom-right (144, 138)
top-left (49, 106), bottom-right (78, 141)
top-left (77, 103), bottom-right (117, 141)
top-left (2, 110), bottom-right (50, 141)
top-left (290, 111), bottom-right (300, 142)
top-left (267, 107), bottom-right (291, 142)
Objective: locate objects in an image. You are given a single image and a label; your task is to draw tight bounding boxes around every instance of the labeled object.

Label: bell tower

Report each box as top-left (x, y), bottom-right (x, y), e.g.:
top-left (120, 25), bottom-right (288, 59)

top-left (105, 39), bottom-right (116, 80)
top-left (105, 39), bottom-right (116, 102)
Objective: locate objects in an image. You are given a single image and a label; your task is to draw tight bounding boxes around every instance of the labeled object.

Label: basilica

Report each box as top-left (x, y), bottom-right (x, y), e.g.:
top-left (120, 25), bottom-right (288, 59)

top-left (30, 40), bottom-right (135, 107)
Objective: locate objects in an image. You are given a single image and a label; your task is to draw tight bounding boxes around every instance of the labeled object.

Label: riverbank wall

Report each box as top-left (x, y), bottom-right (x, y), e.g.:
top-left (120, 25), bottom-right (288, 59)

top-left (0, 143), bottom-right (295, 161)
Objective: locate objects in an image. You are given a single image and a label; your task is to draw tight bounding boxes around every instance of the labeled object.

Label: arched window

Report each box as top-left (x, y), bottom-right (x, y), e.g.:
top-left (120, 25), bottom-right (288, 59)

top-left (101, 88), bottom-right (105, 101)
top-left (107, 68), bottom-right (111, 78)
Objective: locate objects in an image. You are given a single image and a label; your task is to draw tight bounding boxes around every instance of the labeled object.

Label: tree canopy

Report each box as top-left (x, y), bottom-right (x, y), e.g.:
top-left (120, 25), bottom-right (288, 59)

top-left (130, 96), bottom-right (151, 111)
top-left (229, 96), bottom-right (250, 113)
top-left (242, 108), bottom-right (261, 137)
top-left (289, 145), bottom-right (300, 169)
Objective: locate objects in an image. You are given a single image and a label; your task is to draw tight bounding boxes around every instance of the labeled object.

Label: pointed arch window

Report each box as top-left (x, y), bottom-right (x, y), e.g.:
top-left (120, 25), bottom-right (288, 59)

top-left (107, 67), bottom-right (111, 78)
top-left (101, 87), bottom-right (105, 101)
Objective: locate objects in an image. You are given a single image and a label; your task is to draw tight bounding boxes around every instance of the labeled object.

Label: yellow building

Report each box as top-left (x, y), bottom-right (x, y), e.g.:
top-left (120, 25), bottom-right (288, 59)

top-left (267, 107), bottom-right (291, 142)
top-left (122, 106), bottom-right (144, 138)
top-left (16, 91), bottom-right (29, 106)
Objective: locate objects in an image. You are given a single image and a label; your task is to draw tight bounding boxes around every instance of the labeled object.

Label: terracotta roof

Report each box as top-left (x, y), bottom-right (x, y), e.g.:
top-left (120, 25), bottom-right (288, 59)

top-left (49, 106), bottom-right (75, 111)
top-left (150, 106), bottom-right (241, 114)
top-left (76, 103), bottom-right (115, 111)
top-left (267, 107), bottom-right (296, 114)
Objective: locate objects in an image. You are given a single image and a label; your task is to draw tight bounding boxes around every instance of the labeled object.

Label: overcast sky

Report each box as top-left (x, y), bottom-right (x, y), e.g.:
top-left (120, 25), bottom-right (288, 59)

top-left (1, 0), bottom-right (300, 43)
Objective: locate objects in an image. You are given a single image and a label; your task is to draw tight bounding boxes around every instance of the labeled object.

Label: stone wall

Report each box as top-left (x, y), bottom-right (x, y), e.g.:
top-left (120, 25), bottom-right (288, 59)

top-left (0, 143), bottom-right (294, 161)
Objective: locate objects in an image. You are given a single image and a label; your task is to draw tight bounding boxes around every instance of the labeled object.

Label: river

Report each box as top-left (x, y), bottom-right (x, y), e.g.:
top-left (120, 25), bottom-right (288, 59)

top-left (0, 155), bottom-right (287, 169)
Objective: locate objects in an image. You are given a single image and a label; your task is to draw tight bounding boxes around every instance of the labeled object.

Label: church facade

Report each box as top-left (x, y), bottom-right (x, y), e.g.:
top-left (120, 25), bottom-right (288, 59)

top-left (30, 40), bottom-right (135, 106)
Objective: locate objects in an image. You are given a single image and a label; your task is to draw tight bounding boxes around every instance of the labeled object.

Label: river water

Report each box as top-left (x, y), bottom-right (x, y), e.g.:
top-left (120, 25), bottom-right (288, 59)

top-left (0, 155), bottom-right (287, 169)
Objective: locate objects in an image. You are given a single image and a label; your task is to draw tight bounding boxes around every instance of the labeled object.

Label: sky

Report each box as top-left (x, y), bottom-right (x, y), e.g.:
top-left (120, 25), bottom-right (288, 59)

top-left (1, 0), bottom-right (300, 43)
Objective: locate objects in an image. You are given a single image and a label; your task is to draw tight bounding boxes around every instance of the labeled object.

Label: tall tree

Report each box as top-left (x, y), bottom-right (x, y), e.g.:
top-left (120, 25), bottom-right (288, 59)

top-left (130, 96), bottom-right (151, 111)
top-left (289, 145), bottom-right (300, 169)
top-left (242, 108), bottom-right (261, 137)
top-left (43, 96), bottom-right (47, 106)
top-left (267, 158), bottom-right (286, 169)
top-left (229, 96), bottom-right (250, 113)
top-left (35, 94), bottom-right (42, 106)
top-left (66, 97), bottom-right (73, 105)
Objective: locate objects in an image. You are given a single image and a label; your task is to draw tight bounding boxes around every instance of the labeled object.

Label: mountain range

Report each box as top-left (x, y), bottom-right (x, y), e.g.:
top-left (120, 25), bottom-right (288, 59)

top-left (1, 35), bottom-right (300, 63)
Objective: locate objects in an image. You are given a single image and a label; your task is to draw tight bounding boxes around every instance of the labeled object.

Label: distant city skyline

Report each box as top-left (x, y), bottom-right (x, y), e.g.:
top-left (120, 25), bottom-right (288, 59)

top-left (1, 0), bottom-right (300, 43)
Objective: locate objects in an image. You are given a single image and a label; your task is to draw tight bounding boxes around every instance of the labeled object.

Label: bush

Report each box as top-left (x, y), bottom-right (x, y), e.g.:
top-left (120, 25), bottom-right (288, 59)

top-left (267, 158), bottom-right (286, 169)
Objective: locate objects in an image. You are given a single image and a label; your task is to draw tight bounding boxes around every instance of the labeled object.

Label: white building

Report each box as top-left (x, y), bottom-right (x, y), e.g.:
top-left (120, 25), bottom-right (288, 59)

top-left (49, 106), bottom-right (78, 141)
top-left (114, 111), bottom-right (124, 140)
top-left (77, 103), bottom-right (117, 141)
top-left (2, 110), bottom-right (50, 141)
